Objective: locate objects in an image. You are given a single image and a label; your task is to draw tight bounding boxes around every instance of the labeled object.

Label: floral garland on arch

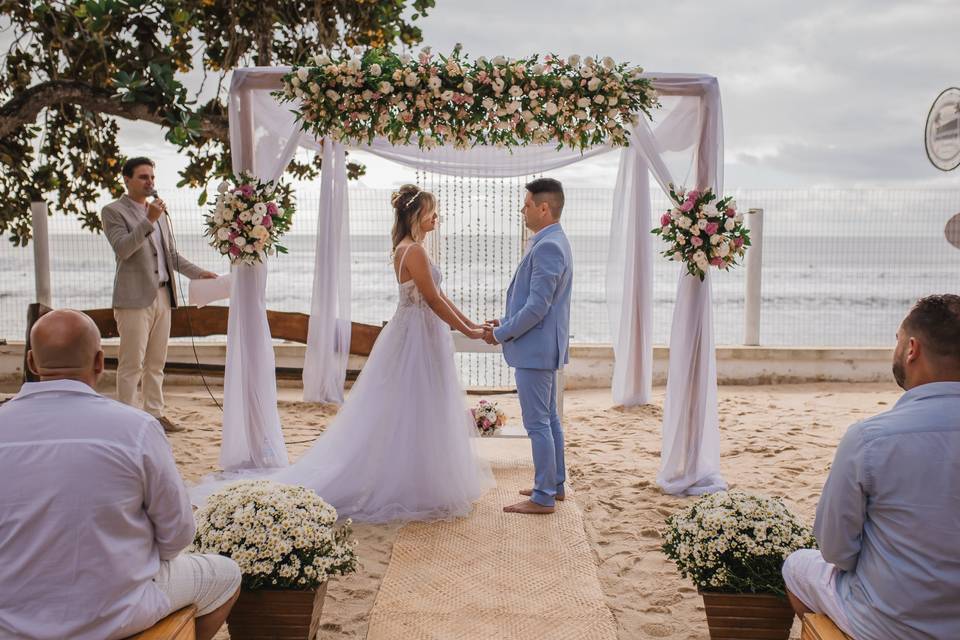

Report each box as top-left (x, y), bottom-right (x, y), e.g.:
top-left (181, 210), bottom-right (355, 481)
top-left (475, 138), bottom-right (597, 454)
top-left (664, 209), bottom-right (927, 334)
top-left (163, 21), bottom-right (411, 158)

top-left (652, 185), bottom-right (750, 280)
top-left (277, 46), bottom-right (658, 151)
top-left (203, 172), bottom-right (294, 266)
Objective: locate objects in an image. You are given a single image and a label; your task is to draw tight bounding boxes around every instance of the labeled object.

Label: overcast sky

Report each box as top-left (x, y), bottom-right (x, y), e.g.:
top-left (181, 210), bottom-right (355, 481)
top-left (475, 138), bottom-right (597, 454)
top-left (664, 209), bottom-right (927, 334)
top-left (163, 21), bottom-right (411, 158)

top-left (104, 0), bottom-right (960, 191)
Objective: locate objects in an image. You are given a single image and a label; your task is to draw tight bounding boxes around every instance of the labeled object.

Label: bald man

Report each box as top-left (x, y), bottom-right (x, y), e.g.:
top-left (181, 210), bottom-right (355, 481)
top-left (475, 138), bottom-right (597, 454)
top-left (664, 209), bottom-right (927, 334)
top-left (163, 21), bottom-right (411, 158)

top-left (0, 310), bottom-right (240, 640)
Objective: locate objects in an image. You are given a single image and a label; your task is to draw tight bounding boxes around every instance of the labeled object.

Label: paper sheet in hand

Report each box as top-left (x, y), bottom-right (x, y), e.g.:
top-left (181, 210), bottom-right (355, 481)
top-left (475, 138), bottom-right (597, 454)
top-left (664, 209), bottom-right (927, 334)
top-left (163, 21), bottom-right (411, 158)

top-left (189, 274), bottom-right (231, 307)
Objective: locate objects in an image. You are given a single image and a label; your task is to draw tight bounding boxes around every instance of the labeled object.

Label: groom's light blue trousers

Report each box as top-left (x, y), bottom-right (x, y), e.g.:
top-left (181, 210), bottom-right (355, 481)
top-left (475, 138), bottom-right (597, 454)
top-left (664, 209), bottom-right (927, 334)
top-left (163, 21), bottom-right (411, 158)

top-left (515, 368), bottom-right (566, 507)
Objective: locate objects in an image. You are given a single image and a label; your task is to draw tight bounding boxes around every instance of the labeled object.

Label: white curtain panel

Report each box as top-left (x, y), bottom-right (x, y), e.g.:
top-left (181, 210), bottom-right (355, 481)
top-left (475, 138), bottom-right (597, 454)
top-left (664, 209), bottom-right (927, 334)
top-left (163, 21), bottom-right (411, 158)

top-left (227, 68), bottom-right (726, 494)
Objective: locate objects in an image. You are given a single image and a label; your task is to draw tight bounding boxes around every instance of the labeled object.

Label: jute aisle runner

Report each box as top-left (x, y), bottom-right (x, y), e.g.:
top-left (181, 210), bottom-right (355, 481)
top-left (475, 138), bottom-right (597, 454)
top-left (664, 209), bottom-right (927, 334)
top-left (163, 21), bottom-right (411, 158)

top-left (366, 439), bottom-right (618, 640)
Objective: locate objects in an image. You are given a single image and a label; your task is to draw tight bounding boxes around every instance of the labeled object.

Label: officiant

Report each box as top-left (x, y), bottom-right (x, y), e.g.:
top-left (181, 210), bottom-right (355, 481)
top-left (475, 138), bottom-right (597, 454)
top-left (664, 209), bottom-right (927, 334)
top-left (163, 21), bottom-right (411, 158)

top-left (101, 156), bottom-right (217, 433)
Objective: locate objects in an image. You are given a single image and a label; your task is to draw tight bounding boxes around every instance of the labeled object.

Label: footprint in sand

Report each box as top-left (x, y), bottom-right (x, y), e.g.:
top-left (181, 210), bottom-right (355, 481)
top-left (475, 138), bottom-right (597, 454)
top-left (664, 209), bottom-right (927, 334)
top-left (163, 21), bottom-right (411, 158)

top-left (641, 622), bottom-right (675, 637)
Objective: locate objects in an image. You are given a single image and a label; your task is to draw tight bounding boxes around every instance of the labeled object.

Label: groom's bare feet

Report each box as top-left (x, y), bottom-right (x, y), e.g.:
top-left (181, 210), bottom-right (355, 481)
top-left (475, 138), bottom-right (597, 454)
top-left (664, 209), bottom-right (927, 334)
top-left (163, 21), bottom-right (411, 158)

top-left (519, 488), bottom-right (565, 501)
top-left (503, 499), bottom-right (555, 514)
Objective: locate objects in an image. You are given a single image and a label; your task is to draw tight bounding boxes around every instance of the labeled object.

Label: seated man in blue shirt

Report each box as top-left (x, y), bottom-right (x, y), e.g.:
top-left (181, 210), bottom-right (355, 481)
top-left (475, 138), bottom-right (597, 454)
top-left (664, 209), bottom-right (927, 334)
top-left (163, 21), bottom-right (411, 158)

top-left (782, 294), bottom-right (960, 639)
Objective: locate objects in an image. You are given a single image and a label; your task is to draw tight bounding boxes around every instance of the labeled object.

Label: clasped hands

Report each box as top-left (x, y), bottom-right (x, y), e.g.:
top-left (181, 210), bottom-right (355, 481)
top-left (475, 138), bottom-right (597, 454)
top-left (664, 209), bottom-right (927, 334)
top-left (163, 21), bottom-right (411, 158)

top-left (468, 319), bottom-right (500, 345)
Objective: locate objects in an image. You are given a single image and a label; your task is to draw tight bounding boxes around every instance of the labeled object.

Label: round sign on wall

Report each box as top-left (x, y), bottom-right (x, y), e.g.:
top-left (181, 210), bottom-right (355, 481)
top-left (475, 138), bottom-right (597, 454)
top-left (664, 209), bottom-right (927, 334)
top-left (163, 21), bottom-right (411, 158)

top-left (926, 88), bottom-right (960, 172)
top-left (946, 212), bottom-right (960, 250)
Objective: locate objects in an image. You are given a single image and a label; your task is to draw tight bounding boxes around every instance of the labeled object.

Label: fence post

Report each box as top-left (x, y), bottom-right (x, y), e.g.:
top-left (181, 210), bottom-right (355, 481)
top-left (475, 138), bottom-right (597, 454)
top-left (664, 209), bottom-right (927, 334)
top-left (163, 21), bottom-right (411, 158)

top-left (30, 201), bottom-right (52, 308)
top-left (744, 207), bottom-right (764, 346)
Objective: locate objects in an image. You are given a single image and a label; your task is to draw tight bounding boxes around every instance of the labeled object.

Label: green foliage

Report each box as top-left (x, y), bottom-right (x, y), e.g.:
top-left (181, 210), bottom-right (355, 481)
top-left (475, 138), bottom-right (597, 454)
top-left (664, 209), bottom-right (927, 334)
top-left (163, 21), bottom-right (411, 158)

top-left (0, 0), bottom-right (435, 245)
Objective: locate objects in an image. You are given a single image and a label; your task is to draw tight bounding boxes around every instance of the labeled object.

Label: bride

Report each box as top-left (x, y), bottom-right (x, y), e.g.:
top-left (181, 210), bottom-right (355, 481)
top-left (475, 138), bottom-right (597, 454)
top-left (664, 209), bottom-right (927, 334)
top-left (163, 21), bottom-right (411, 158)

top-left (248, 185), bottom-right (493, 522)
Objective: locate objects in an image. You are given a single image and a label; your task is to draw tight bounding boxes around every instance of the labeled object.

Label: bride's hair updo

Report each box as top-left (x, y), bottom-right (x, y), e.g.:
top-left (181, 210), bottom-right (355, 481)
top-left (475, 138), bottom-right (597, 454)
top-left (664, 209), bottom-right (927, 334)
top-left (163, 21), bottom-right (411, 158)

top-left (391, 184), bottom-right (436, 250)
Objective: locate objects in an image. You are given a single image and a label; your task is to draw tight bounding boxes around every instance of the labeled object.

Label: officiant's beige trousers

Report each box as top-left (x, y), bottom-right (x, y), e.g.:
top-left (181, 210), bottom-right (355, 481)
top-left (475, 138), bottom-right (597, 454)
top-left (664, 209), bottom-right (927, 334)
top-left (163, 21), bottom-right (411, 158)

top-left (114, 287), bottom-right (171, 417)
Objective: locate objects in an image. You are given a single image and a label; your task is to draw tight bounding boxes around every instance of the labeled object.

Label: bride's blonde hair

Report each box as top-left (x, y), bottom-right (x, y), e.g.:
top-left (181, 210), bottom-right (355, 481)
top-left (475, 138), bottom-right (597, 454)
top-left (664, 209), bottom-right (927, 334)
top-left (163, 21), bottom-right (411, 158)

top-left (390, 184), bottom-right (436, 251)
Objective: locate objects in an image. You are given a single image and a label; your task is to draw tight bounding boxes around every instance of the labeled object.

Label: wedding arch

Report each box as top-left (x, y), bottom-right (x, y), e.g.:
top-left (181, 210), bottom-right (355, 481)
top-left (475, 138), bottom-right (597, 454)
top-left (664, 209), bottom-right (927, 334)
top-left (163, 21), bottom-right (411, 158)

top-left (221, 49), bottom-right (727, 496)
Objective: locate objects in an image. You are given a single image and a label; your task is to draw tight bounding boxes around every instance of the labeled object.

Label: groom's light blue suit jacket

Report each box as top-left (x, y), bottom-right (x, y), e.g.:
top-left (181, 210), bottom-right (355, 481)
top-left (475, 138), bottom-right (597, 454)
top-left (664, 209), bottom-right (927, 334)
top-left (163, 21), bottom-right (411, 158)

top-left (493, 223), bottom-right (573, 371)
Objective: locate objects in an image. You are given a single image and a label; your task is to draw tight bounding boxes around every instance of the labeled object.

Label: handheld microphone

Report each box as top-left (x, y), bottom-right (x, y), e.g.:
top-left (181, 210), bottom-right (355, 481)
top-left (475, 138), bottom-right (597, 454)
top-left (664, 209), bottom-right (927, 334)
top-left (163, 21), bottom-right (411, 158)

top-left (148, 188), bottom-right (167, 214)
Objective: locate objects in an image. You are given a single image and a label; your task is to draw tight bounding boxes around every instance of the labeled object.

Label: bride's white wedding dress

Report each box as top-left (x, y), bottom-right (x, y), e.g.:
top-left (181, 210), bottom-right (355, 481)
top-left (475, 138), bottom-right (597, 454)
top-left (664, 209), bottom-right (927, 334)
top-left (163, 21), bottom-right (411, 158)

top-left (263, 246), bottom-right (494, 522)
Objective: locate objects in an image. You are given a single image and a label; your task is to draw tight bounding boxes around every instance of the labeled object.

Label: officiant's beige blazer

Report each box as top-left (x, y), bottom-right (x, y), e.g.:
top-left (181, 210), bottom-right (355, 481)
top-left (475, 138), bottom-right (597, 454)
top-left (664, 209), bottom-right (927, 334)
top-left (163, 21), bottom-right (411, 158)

top-left (101, 196), bottom-right (205, 309)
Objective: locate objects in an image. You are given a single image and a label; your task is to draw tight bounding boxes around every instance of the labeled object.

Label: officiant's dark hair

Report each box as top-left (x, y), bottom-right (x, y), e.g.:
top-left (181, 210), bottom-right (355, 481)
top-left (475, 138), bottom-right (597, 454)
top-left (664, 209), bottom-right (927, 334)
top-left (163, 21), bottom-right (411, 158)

top-left (526, 178), bottom-right (564, 219)
top-left (391, 184), bottom-right (436, 250)
top-left (122, 156), bottom-right (155, 178)
top-left (902, 294), bottom-right (960, 366)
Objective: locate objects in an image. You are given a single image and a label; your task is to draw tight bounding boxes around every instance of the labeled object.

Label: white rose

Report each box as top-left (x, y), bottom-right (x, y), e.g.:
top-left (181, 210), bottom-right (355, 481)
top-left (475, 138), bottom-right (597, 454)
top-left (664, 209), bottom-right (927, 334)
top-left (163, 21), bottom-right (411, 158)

top-left (710, 234), bottom-right (722, 245)
top-left (239, 210), bottom-right (252, 222)
top-left (216, 228), bottom-right (230, 241)
top-left (587, 77), bottom-right (601, 91)
top-left (251, 225), bottom-right (269, 240)
top-left (703, 203), bottom-right (719, 217)
top-left (508, 85), bottom-right (523, 97)
top-left (602, 56), bottom-right (615, 69)
top-left (568, 54), bottom-right (581, 66)
top-left (545, 101), bottom-right (558, 115)
top-left (252, 213), bottom-right (264, 225)
top-left (217, 181), bottom-right (229, 194)
top-left (584, 56), bottom-right (595, 67)
top-left (347, 58), bottom-right (361, 73)
top-left (368, 63), bottom-right (382, 77)
top-left (296, 67), bottom-right (309, 82)
top-left (428, 76), bottom-right (442, 90)
top-left (492, 55), bottom-right (506, 65)
top-left (482, 97), bottom-right (495, 110)
top-left (253, 202), bottom-right (267, 215)
top-left (698, 218), bottom-right (708, 229)
top-left (290, 76), bottom-right (300, 87)
top-left (462, 80), bottom-right (473, 94)
top-left (476, 56), bottom-right (488, 66)
top-left (593, 94), bottom-right (605, 104)
top-left (531, 63), bottom-right (544, 74)
top-left (717, 243), bottom-right (730, 257)
top-left (491, 78), bottom-right (505, 93)
top-left (677, 216), bottom-right (692, 229)
top-left (607, 96), bottom-right (618, 106)
top-left (560, 77), bottom-right (573, 89)
top-left (220, 245), bottom-right (230, 254)
top-left (399, 53), bottom-right (412, 64)
top-left (734, 213), bottom-right (744, 223)
top-left (574, 109), bottom-right (588, 119)
top-left (313, 53), bottom-right (330, 66)
top-left (404, 73), bottom-right (418, 87)
top-left (325, 89), bottom-right (339, 101)
top-left (724, 218), bottom-right (735, 231)
top-left (379, 81), bottom-right (393, 94)
top-left (234, 237), bottom-right (247, 247)
top-left (576, 97), bottom-right (590, 108)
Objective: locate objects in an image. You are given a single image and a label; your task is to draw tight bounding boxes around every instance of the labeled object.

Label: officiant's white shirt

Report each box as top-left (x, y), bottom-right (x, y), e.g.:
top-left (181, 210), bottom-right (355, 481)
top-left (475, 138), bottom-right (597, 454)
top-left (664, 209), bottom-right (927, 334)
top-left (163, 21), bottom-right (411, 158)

top-left (0, 380), bottom-right (196, 640)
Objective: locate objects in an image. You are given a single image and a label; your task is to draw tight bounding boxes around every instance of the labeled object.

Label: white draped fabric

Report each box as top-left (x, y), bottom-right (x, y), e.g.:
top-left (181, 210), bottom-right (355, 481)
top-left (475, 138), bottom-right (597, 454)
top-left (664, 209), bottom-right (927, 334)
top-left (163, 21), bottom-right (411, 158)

top-left (226, 67), bottom-right (726, 494)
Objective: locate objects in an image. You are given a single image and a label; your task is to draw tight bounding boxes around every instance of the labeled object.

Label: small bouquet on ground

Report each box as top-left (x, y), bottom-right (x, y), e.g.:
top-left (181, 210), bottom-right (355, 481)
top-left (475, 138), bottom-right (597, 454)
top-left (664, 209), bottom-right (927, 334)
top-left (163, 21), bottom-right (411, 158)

top-left (662, 490), bottom-right (816, 596)
top-left (192, 480), bottom-right (357, 590)
top-left (471, 399), bottom-right (507, 437)
top-left (652, 185), bottom-right (750, 280)
top-left (203, 172), bottom-right (293, 266)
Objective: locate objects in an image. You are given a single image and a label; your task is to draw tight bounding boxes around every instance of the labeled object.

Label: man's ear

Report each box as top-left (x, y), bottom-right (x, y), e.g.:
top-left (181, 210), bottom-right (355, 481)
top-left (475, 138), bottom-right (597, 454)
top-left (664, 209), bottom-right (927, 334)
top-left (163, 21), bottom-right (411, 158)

top-left (26, 350), bottom-right (39, 376)
top-left (907, 336), bottom-right (921, 363)
top-left (93, 350), bottom-right (105, 375)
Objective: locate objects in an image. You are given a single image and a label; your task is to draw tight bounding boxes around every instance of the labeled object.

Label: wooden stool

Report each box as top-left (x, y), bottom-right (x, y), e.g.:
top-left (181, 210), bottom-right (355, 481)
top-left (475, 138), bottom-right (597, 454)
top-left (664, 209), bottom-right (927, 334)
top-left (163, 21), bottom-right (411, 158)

top-left (126, 605), bottom-right (197, 640)
top-left (801, 613), bottom-right (852, 640)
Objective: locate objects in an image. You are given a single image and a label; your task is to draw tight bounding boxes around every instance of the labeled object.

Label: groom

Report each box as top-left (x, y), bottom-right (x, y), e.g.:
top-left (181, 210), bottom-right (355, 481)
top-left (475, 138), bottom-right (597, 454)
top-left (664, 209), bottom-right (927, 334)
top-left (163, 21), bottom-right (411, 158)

top-left (484, 178), bottom-right (573, 515)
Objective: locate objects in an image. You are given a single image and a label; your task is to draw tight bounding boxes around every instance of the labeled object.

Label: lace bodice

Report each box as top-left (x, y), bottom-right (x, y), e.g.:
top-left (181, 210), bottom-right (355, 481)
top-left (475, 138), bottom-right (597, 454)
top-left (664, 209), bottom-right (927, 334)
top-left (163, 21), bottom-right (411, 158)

top-left (398, 262), bottom-right (442, 308)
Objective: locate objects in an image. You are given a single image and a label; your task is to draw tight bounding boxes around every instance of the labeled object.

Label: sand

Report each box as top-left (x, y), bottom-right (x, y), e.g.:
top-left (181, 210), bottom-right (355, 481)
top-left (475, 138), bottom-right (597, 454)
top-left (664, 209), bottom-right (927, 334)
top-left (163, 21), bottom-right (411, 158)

top-left (1, 380), bottom-right (902, 638)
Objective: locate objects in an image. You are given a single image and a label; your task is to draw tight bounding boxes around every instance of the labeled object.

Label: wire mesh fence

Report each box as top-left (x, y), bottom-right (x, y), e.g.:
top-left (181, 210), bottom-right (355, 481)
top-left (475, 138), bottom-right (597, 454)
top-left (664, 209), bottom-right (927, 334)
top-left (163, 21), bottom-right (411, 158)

top-left (2, 187), bottom-right (958, 369)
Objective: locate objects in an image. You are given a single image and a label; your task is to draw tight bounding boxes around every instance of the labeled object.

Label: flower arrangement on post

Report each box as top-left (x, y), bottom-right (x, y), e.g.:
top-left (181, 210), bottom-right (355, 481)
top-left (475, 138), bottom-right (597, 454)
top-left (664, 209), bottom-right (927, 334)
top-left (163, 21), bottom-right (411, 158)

top-left (652, 185), bottom-right (750, 280)
top-left (662, 490), bottom-right (817, 640)
top-left (193, 480), bottom-right (357, 639)
top-left (471, 399), bottom-right (507, 437)
top-left (203, 173), bottom-right (293, 265)
top-left (278, 46), bottom-right (658, 151)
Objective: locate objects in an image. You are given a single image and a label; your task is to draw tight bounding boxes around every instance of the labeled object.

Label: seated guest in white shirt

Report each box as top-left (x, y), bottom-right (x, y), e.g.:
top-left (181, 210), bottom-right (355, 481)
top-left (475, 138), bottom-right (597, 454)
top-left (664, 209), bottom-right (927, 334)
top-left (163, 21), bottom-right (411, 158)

top-left (0, 309), bottom-right (241, 640)
top-left (782, 294), bottom-right (960, 639)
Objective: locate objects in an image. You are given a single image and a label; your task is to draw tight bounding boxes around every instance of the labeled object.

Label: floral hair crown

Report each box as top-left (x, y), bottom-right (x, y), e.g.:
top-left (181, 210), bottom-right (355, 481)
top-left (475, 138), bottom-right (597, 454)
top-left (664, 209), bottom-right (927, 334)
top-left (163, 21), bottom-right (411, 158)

top-left (391, 189), bottom-right (422, 209)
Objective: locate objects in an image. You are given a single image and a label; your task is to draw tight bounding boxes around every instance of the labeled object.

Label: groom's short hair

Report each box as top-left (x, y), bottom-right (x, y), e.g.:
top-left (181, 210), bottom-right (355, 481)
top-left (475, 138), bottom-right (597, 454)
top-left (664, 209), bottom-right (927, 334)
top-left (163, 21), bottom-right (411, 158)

top-left (526, 178), bottom-right (564, 219)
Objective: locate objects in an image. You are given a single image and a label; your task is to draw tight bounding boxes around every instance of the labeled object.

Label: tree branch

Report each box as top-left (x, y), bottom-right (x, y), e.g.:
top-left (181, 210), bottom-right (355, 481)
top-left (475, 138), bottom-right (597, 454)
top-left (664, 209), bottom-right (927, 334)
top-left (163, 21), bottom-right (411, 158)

top-left (0, 80), bottom-right (228, 140)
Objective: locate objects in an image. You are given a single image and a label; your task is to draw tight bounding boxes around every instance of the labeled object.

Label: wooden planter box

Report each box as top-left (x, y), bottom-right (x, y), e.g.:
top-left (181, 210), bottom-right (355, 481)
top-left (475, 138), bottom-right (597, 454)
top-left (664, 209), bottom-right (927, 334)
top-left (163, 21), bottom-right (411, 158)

top-left (699, 591), bottom-right (795, 640)
top-left (227, 583), bottom-right (328, 640)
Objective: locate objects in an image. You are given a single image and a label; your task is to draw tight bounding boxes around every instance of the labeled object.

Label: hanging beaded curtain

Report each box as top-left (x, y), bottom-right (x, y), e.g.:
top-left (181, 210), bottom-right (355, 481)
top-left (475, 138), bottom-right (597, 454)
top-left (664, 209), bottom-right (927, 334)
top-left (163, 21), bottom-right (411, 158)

top-left (412, 169), bottom-right (539, 388)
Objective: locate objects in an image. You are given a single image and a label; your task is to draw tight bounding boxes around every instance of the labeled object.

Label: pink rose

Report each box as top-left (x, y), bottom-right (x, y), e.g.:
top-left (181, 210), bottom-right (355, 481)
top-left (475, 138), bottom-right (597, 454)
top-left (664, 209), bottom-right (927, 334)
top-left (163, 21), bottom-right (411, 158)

top-left (726, 208), bottom-right (736, 218)
top-left (239, 185), bottom-right (254, 197)
top-left (266, 202), bottom-right (278, 215)
top-left (262, 216), bottom-right (272, 229)
top-left (733, 237), bottom-right (744, 248)
top-left (479, 400), bottom-right (488, 405)
top-left (710, 257), bottom-right (723, 266)
top-left (690, 235), bottom-right (703, 247)
top-left (680, 201), bottom-right (694, 212)
top-left (229, 245), bottom-right (241, 256)
top-left (686, 190), bottom-right (700, 201)
top-left (705, 222), bottom-right (719, 235)
top-left (660, 213), bottom-right (672, 226)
